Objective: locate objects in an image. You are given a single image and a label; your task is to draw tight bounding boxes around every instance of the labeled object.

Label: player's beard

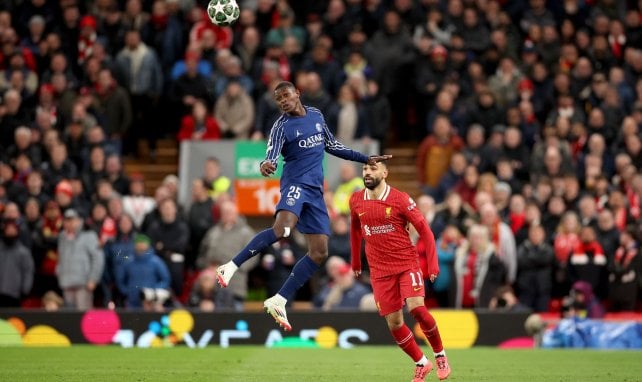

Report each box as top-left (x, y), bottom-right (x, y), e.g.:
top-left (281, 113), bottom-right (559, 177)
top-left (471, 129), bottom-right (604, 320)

top-left (364, 176), bottom-right (381, 190)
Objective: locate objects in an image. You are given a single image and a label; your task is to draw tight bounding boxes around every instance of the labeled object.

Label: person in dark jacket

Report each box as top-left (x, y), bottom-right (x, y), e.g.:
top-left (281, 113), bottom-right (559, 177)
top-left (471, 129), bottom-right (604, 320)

top-left (516, 225), bottom-right (555, 312)
top-left (146, 198), bottom-right (189, 296)
top-left (102, 214), bottom-right (136, 308)
top-left (117, 233), bottom-right (171, 309)
top-left (0, 220), bottom-right (34, 307)
top-left (608, 227), bottom-right (641, 312)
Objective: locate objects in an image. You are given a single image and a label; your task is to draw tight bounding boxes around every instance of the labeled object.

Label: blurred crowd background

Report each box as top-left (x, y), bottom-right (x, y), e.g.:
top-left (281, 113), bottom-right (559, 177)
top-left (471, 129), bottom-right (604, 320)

top-left (0, 0), bottom-right (641, 317)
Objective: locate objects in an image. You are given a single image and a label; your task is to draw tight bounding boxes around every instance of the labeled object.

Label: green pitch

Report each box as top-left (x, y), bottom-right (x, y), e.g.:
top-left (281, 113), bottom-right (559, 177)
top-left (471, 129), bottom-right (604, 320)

top-left (0, 346), bottom-right (640, 381)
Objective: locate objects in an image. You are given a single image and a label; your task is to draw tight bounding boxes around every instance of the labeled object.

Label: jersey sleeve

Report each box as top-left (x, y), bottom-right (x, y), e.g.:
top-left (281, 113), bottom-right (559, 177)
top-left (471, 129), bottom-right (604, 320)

top-left (321, 113), bottom-right (369, 163)
top-left (349, 195), bottom-right (363, 272)
top-left (261, 116), bottom-right (285, 167)
top-left (402, 194), bottom-right (439, 277)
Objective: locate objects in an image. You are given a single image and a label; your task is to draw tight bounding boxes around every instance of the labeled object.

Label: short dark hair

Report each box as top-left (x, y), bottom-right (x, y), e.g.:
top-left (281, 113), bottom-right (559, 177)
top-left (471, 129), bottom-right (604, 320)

top-left (275, 81), bottom-right (295, 92)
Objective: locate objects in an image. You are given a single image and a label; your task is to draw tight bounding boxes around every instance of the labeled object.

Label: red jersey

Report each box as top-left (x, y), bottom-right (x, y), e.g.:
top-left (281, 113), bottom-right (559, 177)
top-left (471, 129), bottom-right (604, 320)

top-left (349, 184), bottom-right (438, 279)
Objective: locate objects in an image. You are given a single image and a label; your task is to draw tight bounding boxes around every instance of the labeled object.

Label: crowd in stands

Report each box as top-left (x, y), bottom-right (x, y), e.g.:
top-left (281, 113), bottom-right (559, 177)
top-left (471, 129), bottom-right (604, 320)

top-left (0, 0), bottom-right (641, 315)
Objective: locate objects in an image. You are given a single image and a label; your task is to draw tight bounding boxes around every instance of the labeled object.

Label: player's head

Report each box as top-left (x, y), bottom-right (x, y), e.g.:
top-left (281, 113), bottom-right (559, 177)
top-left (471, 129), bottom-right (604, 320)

top-left (362, 160), bottom-right (388, 190)
top-left (274, 81), bottom-right (301, 114)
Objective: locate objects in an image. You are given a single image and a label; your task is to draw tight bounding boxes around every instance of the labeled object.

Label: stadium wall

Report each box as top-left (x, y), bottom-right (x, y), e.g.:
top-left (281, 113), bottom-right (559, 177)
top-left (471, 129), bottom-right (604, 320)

top-left (0, 309), bottom-right (528, 348)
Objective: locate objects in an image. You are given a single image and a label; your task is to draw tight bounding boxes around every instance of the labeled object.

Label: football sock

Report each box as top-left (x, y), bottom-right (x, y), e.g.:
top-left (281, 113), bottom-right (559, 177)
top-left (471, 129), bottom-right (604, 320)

top-left (277, 255), bottom-right (319, 300)
top-left (416, 355), bottom-right (429, 367)
top-left (434, 350), bottom-right (446, 358)
top-left (390, 324), bottom-right (424, 364)
top-left (231, 228), bottom-right (278, 267)
top-left (410, 306), bottom-right (444, 354)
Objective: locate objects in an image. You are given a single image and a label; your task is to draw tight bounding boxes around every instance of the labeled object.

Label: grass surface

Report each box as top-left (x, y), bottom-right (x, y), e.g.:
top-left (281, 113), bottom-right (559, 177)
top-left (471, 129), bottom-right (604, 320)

top-left (0, 346), bottom-right (641, 381)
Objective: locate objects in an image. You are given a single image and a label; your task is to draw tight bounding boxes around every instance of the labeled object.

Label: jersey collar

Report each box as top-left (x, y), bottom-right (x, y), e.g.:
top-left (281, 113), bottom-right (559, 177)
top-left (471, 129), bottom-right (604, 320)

top-left (364, 184), bottom-right (391, 201)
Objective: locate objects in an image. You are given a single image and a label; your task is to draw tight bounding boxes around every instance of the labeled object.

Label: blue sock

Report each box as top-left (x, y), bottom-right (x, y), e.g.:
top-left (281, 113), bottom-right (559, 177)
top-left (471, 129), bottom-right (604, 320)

top-left (278, 256), bottom-right (320, 300)
top-left (231, 229), bottom-right (278, 267)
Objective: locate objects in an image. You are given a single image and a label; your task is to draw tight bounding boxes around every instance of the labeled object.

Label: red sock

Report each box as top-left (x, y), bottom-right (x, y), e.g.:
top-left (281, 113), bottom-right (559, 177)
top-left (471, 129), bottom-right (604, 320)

top-left (410, 306), bottom-right (444, 353)
top-left (390, 324), bottom-right (423, 363)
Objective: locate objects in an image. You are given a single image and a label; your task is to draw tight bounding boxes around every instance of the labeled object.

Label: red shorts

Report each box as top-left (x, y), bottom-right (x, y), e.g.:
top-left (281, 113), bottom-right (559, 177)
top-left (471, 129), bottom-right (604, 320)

top-left (371, 267), bottom-right (425, 316)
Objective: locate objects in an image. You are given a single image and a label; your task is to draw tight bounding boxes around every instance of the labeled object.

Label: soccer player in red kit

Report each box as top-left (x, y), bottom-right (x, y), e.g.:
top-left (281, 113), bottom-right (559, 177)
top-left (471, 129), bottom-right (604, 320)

top-left (349, 161), bottom-right (451, 381)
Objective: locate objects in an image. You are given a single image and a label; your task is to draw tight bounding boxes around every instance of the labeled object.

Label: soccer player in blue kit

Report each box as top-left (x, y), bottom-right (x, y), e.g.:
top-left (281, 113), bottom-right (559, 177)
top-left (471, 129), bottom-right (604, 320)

top-left (216, 81), bottom-right (390, 330)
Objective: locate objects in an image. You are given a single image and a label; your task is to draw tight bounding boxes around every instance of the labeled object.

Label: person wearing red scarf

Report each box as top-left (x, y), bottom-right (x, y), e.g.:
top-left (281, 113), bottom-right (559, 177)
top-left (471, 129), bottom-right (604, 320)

top-left (568, 225), bottom-right (608, 299)
top-left (608, 228), bottom-right (641, 311)
top-left (479, 202), bottom-right (517, 284)
top-left (78, 15), bottom-right (97, 66)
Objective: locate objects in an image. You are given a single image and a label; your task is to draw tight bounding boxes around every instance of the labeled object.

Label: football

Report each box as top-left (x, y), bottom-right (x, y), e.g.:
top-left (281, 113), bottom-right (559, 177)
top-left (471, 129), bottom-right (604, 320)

top-left (207, 0), bottom-right (240, 27)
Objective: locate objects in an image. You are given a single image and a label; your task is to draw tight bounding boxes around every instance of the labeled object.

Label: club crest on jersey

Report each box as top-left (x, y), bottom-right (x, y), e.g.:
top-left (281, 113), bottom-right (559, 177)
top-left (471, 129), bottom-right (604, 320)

top-left (385, 207), bottom-right (392, 218)
top-left (286, 197), bottom-right (296, 206)
top-left (315, 123), bottom-right (322, 132)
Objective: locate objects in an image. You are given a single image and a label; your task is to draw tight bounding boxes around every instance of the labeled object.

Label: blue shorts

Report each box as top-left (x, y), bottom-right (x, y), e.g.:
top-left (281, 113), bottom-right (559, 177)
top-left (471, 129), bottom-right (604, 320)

top-left (275, 184), bottom-right (330, 236)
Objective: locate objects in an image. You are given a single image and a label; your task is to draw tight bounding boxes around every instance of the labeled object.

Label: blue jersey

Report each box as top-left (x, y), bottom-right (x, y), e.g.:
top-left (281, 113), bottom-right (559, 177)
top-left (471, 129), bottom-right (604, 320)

top-left (262, 106), bottom-right (369, 189)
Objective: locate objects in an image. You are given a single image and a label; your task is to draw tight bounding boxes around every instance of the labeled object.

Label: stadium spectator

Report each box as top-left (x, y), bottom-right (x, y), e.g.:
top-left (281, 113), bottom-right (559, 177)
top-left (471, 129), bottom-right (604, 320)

top-left (177, 99), bottom-right (221, 142)
top-left (362, 79), bottom-right (391, 147)
top-left (424, 224), bottom-right (460, 308)
top-left (328, 84), bottom-right (370, 142)
top-left (198, 200), bottom-right (257, 310)
top-left (115, 28), bottom-right (163, 158)
top-left (31, 200), bottom-right (63, 297)
top-left (608, 227), bottom-right (641, 312)
top-left (327, 214), bottom-right (351, 264)
top-left (188, 268), bottom-right (235, 311)
top-left (454, 224), bottom-right (506, 309)
top-left (213, 55), bottom-right (253, 98)
top-left (253, 78), bottom-right (282, 139)
top-left (104, 154), bottom-right (130, 196)
top-left (81, 145), bottom-right (106, 197)
top-left (431, 152), bottom-right (467, 204)
top-left (0, 219), bottom-right (34, 307)
top-left (6, 126), bottom-right (42, 167)
top-left (479, 202), bottom-right (517, 284)
top-left (42, 290), bottom-right (64, 312)
top-left (40, 143), bottom-right (78, 194)
top-left (146, 197), bottom-right (189, 297)
top-left (214, 80), bottom-right (255, 139)
top-left (116, 233), bottom-right (171, 309)
top-left (57, 208), bottom-right (104, 310)
top-left (2, 201), bottom-right (32, 249)
top-left (332, 163), bottom-right (364, 216)
top-left (299, 71), bottom-right (336, 119)
top-left (313, 263), bottom-right (370, 311)
top-left (516, 224), bottom-right (555, 312)
top-left (92, 68), bottom-right (133, 143)
top-left (202, 156), bottom-right (231, 200)
top-left (416, 115), bottom-right (464, 196)
top-left (122, 174), bottom-right (155, 229)
top-left (102, 214), bottom-right (136, 308)
top-left (186, 178), bottom-right (215, 269)
top-left (568, 225), bottom-right (608, 299)
top-left (169, 48), bottom-right (213, 105)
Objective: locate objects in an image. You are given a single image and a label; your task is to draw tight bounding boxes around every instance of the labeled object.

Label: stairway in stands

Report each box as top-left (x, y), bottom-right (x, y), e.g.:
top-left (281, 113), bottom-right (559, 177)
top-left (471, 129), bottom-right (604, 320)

top-left (123, 139), bottom-right (179, 196)
top-left (383, 143), bottom-right (421, 199)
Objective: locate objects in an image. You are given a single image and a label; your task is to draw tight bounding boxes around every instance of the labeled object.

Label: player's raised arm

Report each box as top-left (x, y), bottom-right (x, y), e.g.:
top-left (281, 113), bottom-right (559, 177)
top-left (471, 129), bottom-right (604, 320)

top-left (404, 196), bottom-right (439, 281)
top-left (260, 116), bottom-right (286, 177)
